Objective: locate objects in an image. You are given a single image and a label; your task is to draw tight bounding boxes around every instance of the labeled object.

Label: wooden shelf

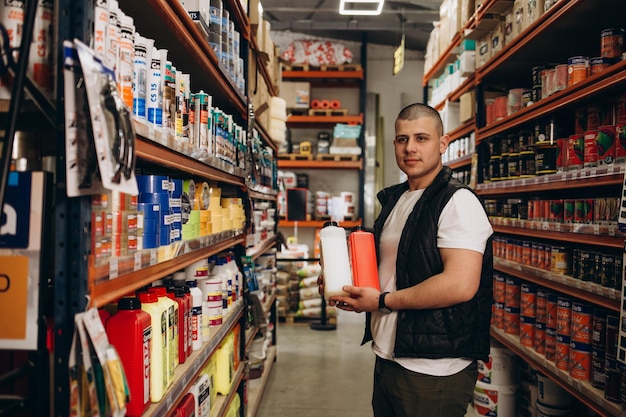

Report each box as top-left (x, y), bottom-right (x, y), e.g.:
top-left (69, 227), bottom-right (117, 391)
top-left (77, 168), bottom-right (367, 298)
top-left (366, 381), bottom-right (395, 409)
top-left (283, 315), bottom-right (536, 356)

top-left (89, 234), bottom-right (245, 308)
top-left (477, 59), bottom-right (626, 141)
top-left (277, 159), bottom-right (362, 170)
top-left (476, 166), bottom-right (624, 196)
top-left (491, 327), bottom-right (622, 417)
top-left (278, 219), bottom-right (362, 229)
top-left (445, 154), bottom-right (473, 170)
top-left (247, 186), bottom-right (278, 201)
top-left (494, 258), bottom-right (621, 312)
top-left (286, 114), bottom-right (363, 126)
top-left (492, 224), bottom-right (625, 249)
top-left (247, 237), bottom-right (277, 260)
top-left (142, 305), bottom-right (244, 417)
top-left (135, 135), bottom-right (245, 186)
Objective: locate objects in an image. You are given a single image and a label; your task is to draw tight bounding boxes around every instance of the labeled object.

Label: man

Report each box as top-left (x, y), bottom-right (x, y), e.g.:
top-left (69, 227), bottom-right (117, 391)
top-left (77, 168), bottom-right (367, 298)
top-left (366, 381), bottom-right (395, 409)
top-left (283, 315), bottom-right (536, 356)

top-left (325, 103), bottom-right (493, 417)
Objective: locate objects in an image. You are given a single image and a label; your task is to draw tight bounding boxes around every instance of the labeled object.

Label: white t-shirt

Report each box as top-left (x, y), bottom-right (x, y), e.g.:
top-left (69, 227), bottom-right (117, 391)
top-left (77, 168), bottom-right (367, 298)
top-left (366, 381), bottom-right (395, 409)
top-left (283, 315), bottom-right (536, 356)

top-left (371, 187), bottom-right (493, 376)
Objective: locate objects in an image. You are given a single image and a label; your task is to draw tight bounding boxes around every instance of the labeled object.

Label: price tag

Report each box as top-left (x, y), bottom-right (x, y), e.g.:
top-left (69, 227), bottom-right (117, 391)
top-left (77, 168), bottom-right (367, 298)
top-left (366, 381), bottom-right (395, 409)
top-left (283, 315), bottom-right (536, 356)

top-left (148, 125), bottom-right (155, 141)
top-left (166, 395), bottom-right (173, 409)
top-left (181, 372), bottom-right (188, 387)
top-left (608, 226), bottom-right (616, 236)
top-left (109, 258), bottom-right (119, 279)
top-left (575, 280), bottom-right (583, 289)
top-left (542, 222), bottom-right (550, 231)
top-left (593, 224), bottom-right (600, 235)
top-left (150, 249), bottom-right (157, 266)
top-left (134, 252), bottom-right (142, 271)
top-left (554, 223), bottom-right (561, 232)
top-left (585, 282), bottom-right (594, 292)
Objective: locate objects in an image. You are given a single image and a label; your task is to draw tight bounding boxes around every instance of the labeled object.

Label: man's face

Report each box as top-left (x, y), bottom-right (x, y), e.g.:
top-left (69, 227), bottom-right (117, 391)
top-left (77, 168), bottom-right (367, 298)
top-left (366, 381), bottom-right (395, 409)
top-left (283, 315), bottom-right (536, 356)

top-left (394, 116), bottom-right (449, 190)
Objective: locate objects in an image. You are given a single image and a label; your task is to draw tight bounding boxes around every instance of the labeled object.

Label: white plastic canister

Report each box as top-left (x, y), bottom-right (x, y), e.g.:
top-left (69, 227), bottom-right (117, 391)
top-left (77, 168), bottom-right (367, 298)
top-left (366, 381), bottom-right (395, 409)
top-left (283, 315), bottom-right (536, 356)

top-left (477, 344), bottom-right (519, 385)
top-left (474, 380), bottom-right (518, 417)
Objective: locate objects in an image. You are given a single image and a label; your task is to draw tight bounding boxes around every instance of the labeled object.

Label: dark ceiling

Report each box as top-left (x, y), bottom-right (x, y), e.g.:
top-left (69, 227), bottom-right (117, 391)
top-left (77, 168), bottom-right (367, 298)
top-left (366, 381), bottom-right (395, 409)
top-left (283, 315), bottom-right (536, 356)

top-left (261, 0), bottom-right (443, 52)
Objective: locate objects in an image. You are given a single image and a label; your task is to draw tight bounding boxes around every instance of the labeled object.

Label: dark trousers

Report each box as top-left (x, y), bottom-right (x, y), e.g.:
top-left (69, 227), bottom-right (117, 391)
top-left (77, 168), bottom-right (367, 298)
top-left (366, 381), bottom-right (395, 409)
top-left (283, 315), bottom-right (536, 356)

top-left (372, 356), bottom-right (478, 417)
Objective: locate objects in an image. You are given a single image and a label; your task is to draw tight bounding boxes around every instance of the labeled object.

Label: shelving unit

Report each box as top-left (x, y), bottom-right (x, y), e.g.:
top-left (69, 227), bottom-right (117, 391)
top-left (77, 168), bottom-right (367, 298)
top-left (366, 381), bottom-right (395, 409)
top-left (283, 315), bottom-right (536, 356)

top-left (424, 0), bottom-right (626, 415)
top-left (0, 0), bottom-right (284, 415)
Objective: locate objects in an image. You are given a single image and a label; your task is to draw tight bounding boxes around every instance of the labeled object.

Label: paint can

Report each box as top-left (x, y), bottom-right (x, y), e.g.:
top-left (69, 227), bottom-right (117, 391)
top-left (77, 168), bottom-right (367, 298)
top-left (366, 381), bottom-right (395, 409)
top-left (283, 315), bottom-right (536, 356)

top-left (535, 142), bottom-right (557, 174)
top-left (546, 293), bottom-right (558, 328)
top-left (520, 283), bottom-right (536, 318)
top-left (494, 274), bottom-right (506, 303)
top-left (556, 296), bottom-right (572, 336)
top-left (504, 305), bottom-right (520, 335)
top-left (567, 56), bottom-right (589, 87)
top-left (569, 340), bottom-right (591, 381)
top-left (555, 333), bottom-right (570, 371)
top-left (600, 28), bottom-right (624, 59)
top-left (599, 254), bottom-right (616, 289)
top-left (505, 276), bottom-right (521, 308)
top-left (536, 288), bottom-right (548, 323)
top-left (535, 321), bottom-right (546, 354)
top-left (590, 57), bottom-right (614, 75)
top-left (551, 246), bottom-right (571, 275)
top-left (545, 327), bottom-right (556, 361)
top-left (591, 347), bottom-right (606, 389)
top-left (521, 316), bottom-right (536, 348)
top-left (571, 301), bottom-right (592, 344)
top-left (493, 301), bottom-right (505, 329)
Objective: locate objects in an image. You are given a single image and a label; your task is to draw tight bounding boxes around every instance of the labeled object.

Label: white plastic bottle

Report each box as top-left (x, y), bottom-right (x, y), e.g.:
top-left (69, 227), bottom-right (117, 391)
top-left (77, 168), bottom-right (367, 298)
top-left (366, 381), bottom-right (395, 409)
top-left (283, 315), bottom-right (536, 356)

top-left (320, 221), bottom-right (352, 301)
top-left (186, 280), bottom-right (204, 351)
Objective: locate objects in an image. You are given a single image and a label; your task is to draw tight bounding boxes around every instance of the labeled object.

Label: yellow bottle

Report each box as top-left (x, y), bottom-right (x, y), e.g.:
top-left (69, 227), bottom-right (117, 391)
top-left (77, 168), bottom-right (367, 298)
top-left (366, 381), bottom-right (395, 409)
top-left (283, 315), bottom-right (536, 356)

top-left (138, 292), bottom-right (167, 402)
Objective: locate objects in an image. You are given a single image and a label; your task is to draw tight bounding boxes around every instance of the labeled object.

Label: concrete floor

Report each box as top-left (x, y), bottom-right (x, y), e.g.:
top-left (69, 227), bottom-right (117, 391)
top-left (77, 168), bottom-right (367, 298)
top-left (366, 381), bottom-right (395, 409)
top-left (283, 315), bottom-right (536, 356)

top-left (255, 310), bottom-right (375, 417)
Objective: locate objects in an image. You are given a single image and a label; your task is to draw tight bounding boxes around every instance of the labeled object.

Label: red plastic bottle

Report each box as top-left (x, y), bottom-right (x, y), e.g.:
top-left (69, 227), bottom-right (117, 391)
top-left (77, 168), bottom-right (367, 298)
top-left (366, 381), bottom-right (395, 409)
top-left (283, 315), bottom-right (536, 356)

top-left (349, 227), bottom-right (380, 291)
top-left (105, 297), bottom-right (151, 417)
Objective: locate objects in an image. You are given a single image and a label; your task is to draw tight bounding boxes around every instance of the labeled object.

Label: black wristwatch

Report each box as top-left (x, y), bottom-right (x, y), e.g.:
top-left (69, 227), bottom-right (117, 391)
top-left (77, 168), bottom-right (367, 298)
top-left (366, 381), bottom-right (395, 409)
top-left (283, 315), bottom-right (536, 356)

top-left (378, 292), bottom-right (392, 313)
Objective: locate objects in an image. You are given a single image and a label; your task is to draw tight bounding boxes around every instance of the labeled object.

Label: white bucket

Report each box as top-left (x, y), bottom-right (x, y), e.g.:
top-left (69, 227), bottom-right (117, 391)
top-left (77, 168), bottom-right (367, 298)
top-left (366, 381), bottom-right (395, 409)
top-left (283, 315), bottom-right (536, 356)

top-left (536, 401), bottom-right (573, 416)
top-left (473, 380), bottom-right (518, 417)
top-left (536, 373), bottom-right (573, 408)
top-left (478, 345), bottom-right (519, 385)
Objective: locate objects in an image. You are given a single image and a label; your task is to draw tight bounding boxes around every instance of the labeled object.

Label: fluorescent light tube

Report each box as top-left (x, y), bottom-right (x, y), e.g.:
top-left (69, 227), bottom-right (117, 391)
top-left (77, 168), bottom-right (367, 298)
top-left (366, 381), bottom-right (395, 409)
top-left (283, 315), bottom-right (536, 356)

top-left (339, 0), bottom-right (384, 16)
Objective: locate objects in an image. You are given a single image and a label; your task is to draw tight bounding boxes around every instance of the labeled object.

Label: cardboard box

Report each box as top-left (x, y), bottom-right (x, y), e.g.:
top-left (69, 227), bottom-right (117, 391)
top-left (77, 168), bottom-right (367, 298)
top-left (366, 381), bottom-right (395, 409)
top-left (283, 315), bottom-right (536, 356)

top-left (490, 21), bottom-right (505, 56)
top-left (281, 81), bottom-right (310, 109)
top-left (476, 34), bottom-right (491, 68)
top-left (513, 0), bottom-right (525, 36)
top-left (441, 100), bottom-right (460, 133)
top-left (459, 50), bottom-right (475, 76)
top-left (460, 90), bottom-right (476, 122)
top-left (461, 0), bottom-right (475, 26)
top-left (526, 0), bottom-right (545, 26)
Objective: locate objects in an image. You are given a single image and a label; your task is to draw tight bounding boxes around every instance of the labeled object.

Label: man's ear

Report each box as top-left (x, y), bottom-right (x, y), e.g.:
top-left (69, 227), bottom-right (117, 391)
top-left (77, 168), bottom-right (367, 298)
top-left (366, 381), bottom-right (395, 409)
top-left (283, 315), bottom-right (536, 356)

top-left (440, 135), bottom-right (451, 154)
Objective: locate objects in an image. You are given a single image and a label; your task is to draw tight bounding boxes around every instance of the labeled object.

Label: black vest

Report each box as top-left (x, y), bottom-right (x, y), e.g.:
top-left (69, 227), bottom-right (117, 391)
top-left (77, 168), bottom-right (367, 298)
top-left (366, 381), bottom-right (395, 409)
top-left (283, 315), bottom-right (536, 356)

top-left (362, 166), bottom-right (493, 361)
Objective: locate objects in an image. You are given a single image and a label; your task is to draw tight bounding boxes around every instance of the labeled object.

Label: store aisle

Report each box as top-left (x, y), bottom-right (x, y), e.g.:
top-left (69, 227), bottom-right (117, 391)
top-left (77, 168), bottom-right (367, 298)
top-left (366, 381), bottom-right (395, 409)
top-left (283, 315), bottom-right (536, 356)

top-left (255, 310), bottom-right (374, 417)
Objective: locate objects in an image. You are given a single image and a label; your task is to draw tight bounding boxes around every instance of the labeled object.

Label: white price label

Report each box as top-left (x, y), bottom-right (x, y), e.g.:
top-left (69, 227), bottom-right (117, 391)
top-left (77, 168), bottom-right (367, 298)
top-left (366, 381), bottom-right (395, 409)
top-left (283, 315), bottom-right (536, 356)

top-left (166, 396), bottom-right (173, 409)
top-left (150, 250), bottom-right (157, 266)
top-left (134, 252), bottom-right (142, 271)
top-left (110, 258), bottom-right (119, 279)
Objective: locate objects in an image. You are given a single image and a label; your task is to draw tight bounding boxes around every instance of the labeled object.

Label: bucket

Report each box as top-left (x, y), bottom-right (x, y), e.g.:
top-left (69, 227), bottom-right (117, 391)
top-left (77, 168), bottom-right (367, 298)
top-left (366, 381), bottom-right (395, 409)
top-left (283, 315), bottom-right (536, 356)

top-left (477, 344), bottom-right (519, 385)
top-left (536, 401), bottom-right (573, 417)
top-left (473, 380), bottom-right (518, 417)
top-left (537, 373), bottom-right (573, 408)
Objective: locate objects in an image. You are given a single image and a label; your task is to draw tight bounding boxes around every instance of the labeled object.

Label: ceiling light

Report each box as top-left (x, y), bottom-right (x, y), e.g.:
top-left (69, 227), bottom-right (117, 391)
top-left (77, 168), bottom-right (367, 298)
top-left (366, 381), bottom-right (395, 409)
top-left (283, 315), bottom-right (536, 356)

top-left (339, 0), bottom-right (385, 16)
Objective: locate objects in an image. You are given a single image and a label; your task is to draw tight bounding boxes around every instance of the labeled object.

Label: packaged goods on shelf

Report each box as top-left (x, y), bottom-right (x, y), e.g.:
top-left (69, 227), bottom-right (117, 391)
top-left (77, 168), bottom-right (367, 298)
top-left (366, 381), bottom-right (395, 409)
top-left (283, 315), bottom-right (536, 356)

top-left (280, 40), bottom-right (353, 66)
